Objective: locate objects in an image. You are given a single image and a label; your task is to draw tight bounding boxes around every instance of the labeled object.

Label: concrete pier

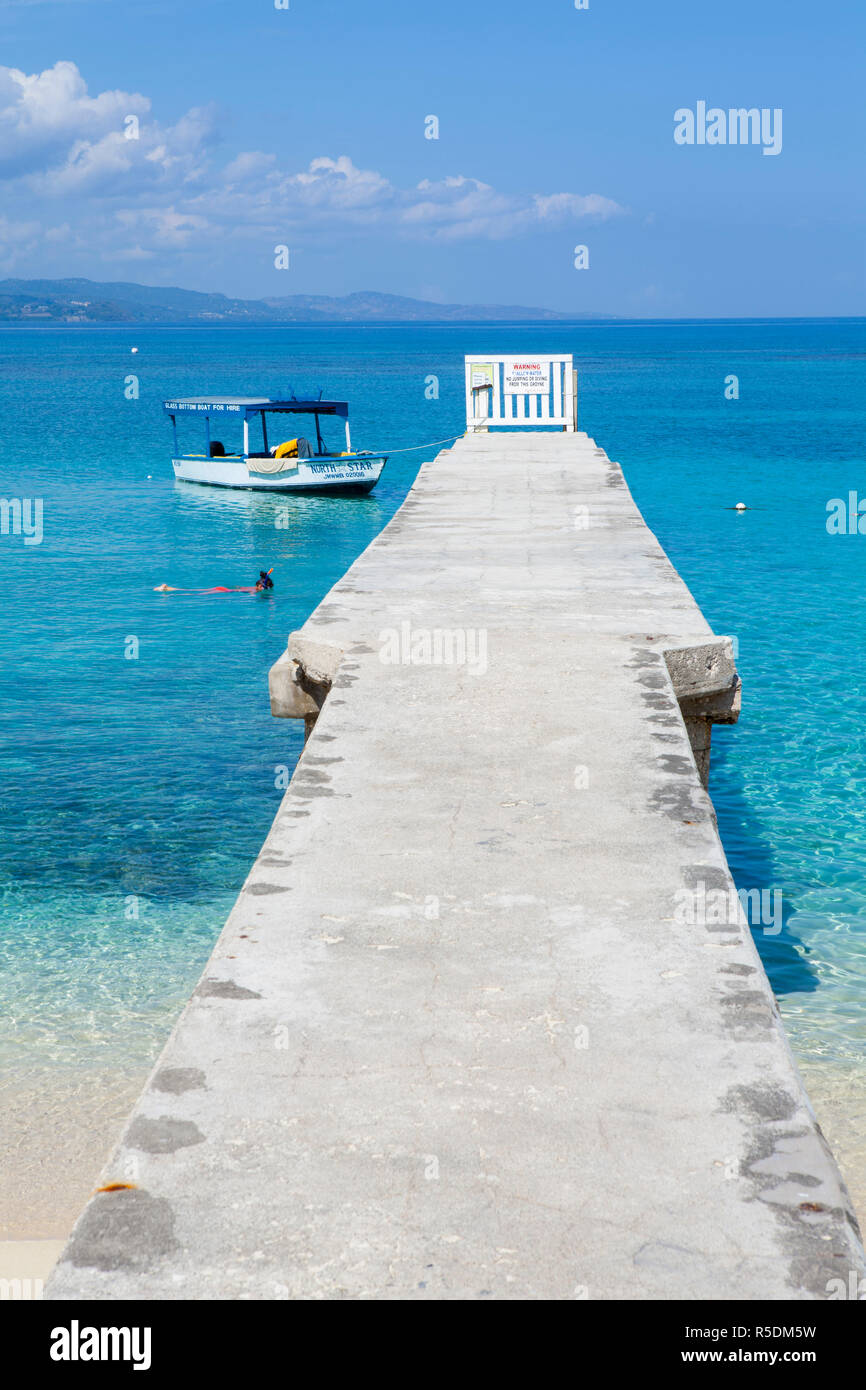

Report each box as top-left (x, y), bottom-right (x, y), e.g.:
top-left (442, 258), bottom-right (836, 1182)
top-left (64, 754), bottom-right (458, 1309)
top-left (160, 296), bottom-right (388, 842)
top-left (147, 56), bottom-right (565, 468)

top-left (47, 431), bottom-right (865, 1300)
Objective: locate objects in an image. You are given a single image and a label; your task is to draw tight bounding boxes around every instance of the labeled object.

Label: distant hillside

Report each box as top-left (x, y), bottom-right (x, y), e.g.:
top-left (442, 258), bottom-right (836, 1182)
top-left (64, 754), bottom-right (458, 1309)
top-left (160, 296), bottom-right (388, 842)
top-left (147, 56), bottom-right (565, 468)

top-left (0, 278), bottom-right (611, 325)
top-left (260, 291), bottom-right (589, 322)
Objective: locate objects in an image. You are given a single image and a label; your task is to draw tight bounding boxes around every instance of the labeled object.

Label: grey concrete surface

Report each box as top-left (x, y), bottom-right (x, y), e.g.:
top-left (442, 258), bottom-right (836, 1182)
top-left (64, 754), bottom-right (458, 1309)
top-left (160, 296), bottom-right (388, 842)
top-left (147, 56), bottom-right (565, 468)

top-left (47, 432), bottom-right (865, 1300)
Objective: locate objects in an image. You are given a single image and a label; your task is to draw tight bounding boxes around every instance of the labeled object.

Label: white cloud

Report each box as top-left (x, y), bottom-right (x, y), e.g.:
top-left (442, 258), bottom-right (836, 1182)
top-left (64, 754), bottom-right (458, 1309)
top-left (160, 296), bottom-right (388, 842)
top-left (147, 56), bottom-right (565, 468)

top-left (400, 177), bottom-right (624, 241)
top-left (101, 244), bottom-right (157, 262)
top-left (0, 62), bottom-right (627, 268)
top-left (0, 212), bottom-right (47, 270)
top-left (0, 61), bottom-right (150, 178)
top-left (23, 104), bottom-right (219, 196)
top-left (533, 192), bottom-right (623, 221)
top-left (222, 151), bottom-right (276, 184)
top-left (115, 206), bottom-right (212, 248)
top-left (287, 155), bottom-right (393, 211)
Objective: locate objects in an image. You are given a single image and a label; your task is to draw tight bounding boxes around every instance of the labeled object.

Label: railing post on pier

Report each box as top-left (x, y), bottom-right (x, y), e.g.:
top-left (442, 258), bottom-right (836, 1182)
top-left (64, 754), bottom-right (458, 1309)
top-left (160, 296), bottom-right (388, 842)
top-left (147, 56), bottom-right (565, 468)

top-left (470, 383), bottom-right (491, 431)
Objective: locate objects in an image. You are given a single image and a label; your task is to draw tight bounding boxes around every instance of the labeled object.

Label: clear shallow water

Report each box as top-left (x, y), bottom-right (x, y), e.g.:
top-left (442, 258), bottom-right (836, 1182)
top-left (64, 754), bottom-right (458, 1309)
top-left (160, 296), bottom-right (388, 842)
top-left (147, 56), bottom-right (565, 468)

top-left (0, 320), bottom-right (864, 1079)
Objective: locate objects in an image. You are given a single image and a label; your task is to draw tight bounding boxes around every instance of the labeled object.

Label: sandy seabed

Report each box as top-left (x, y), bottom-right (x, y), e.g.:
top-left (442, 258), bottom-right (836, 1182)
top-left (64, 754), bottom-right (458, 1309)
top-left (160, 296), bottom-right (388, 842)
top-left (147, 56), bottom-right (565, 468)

top-left (1, 1067), bottom-right (145, 1241)
top-left (799, 1059), bottom-right (866, 1226)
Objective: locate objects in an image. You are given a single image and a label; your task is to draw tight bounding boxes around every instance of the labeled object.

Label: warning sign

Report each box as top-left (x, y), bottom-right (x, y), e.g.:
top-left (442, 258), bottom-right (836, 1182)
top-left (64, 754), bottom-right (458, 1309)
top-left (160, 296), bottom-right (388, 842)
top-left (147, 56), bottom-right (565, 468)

top-left (503, 359), bottom-right (550, 394)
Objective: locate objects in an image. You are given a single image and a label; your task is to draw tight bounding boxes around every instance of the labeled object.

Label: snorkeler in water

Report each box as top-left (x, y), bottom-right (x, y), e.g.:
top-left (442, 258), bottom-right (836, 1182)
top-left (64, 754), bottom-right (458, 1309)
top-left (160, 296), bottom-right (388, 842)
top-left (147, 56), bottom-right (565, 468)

top-left (154, 566), bottom-right (274, 594)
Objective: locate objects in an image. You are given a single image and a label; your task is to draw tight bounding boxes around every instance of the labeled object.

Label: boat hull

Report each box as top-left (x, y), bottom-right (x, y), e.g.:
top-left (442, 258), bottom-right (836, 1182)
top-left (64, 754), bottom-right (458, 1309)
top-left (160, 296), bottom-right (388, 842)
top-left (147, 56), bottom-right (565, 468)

top-left (171, 455), bottom-right (386, 494)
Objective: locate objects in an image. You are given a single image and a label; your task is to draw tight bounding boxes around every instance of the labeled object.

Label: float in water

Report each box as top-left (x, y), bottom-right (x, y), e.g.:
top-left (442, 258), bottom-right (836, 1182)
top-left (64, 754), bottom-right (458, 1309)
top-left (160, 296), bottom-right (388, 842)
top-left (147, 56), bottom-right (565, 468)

top-left (162, 395), bottom-right (388, 495)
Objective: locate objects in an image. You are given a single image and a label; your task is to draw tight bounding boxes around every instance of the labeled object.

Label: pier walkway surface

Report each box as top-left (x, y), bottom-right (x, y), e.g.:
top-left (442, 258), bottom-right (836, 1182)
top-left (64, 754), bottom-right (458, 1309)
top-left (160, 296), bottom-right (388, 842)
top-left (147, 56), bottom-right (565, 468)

top-left (48, 432), bottom-right (865, 1300)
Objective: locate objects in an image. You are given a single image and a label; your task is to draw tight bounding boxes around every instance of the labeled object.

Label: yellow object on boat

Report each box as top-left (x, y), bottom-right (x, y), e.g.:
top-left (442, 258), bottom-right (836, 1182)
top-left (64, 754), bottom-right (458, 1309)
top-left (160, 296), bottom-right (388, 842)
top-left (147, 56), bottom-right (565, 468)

top-left (275, 439), bottom-right (299, 459)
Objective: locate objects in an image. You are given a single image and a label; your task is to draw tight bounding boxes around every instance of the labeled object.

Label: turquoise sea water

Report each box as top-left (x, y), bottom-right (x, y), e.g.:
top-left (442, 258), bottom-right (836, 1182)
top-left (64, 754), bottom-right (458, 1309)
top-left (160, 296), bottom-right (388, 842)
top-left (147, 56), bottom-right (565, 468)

top-left (0, 320), bottom-right (864, 1081)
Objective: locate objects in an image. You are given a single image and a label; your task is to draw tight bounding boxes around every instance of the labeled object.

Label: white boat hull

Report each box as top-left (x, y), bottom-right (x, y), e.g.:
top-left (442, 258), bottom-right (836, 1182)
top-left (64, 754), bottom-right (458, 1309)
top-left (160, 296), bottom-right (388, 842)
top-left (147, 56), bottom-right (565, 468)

top-left (172, 454), bottom-right (386, 493)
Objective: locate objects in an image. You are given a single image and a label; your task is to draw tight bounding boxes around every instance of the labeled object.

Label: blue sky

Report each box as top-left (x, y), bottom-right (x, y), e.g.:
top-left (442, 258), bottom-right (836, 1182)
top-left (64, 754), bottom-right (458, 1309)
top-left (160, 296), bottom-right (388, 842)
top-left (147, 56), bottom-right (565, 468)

top-left (0, 0), bottom-right (862, 314)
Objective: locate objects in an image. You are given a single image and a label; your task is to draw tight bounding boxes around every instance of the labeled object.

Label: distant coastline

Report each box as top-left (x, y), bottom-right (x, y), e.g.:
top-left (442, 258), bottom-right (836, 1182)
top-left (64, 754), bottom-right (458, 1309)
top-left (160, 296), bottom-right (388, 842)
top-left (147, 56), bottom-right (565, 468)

top-left (1, 318), bottom-right (861, 330)
top-left (0, 277), bottom-right (613, 326)
top-left (0, 292), bottom-right (861, 332)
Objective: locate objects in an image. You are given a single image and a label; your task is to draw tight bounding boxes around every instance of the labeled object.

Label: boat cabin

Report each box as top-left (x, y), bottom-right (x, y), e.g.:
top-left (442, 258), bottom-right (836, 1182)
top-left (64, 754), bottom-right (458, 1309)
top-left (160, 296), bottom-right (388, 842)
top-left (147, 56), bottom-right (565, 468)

top-left (162, 396), bottom-right (354, 462)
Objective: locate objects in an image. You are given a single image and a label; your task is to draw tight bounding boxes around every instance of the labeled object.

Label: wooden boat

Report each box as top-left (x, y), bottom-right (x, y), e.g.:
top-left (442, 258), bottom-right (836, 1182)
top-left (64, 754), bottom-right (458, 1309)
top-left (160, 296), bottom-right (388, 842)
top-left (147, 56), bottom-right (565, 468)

top-left (163, 395), bottom-right (387, 494)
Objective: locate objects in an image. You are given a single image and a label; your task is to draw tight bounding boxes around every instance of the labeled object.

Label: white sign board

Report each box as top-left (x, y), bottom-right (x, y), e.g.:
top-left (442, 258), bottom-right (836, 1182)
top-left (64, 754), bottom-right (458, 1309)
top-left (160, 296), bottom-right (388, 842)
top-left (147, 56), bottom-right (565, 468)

top-left (470, 362), bottom-right (495, 389)
top-left (464, 353), bottom-right (575, 430)
top-left (503, 359), bottom-right (550, 394)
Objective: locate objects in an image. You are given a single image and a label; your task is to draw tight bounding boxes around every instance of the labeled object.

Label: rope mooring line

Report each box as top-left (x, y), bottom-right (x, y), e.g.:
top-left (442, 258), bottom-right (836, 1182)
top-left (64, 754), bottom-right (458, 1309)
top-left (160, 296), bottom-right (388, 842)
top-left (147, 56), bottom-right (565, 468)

top-left (372, 433), bottom-right (464, 455)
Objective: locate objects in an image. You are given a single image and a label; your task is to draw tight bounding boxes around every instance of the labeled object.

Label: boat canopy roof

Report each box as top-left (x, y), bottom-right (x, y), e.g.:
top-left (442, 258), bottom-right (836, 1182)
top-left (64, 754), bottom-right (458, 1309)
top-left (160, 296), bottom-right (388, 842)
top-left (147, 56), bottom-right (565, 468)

top-left (163, 396), bottom-right (349, 419)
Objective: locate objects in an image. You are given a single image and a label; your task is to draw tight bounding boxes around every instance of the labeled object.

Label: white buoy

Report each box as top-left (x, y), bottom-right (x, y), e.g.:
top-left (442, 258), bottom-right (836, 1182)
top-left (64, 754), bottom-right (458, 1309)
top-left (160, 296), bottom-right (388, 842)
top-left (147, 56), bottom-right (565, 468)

top-left (131, 347), bottom-right (138, 354)
top-left (735, 502), bottom-right (747, 511)
top-left (146, 474), bottom-right (152, 479)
